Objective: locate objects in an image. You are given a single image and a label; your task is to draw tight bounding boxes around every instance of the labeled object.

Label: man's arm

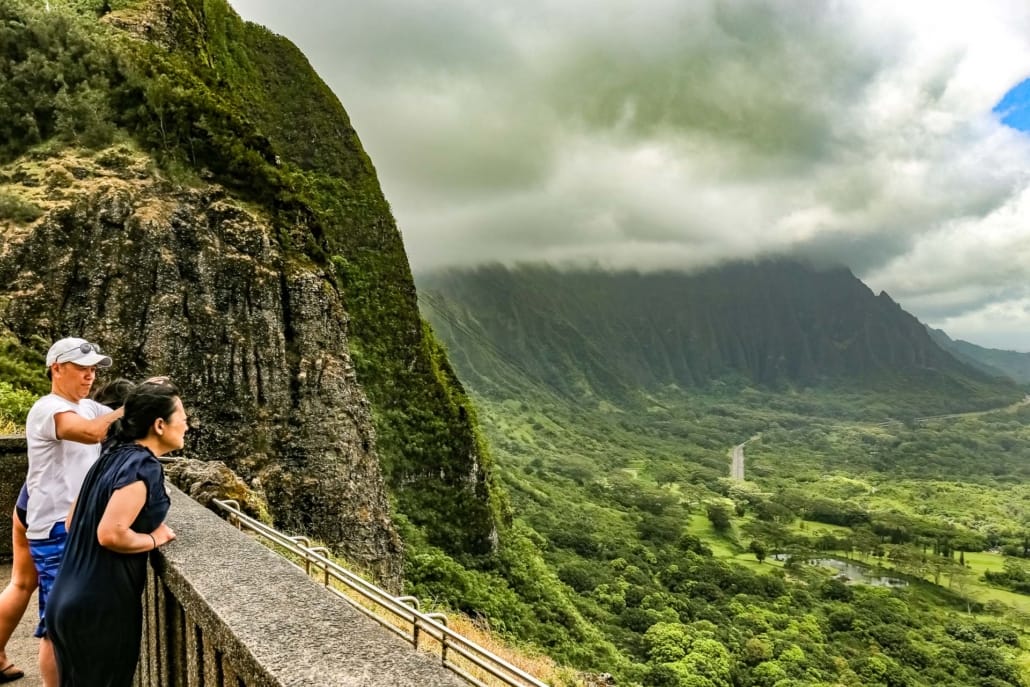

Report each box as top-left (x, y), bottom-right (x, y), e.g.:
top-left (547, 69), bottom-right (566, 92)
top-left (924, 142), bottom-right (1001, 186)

top-left (54, 406), bottom-right (124, 445)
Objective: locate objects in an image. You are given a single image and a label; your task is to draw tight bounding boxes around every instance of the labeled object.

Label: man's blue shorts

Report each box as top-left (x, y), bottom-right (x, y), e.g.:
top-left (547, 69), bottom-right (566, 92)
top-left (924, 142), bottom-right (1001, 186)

top-left (28, 522), bottom-right (67, 638)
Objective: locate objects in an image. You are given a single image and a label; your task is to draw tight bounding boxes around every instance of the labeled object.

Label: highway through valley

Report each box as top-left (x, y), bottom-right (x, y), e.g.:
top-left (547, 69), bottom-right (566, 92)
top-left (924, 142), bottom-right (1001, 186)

top-left (729, 442), bottom-right (745, 480)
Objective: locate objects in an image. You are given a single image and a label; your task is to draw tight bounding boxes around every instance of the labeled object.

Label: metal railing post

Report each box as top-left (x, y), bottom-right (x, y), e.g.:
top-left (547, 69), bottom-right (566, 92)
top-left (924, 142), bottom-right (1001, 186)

top-left (427, 613), bottom-right (449, 667)
top-left (399, 597), bottom-right (422, 648)
top-left (289, 536), bottom-right (313, 574)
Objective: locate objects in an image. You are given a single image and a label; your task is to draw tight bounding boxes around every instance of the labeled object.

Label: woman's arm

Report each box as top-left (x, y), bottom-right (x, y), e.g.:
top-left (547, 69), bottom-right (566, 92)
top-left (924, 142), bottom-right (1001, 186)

top-left (96, 481), bottom-right (175, 553)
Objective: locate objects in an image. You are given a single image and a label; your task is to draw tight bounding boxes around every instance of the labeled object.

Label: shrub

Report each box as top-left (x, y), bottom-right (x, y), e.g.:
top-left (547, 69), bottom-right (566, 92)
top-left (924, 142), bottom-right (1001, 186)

top-left (0, 192), bottom-right (43, 223)
top-left (0, 336), bottom-right (47, 395)
top-left (0, 380), bottom-right (35, 427)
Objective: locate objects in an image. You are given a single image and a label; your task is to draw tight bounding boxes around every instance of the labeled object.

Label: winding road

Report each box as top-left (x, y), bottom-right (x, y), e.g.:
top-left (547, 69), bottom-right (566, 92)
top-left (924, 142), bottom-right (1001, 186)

top-left (728, 435), bottom-right (759, 480)
top-left (913, 394), bottom-right (1030, 424)
top-left (729, 442), bottom-right (746, 480)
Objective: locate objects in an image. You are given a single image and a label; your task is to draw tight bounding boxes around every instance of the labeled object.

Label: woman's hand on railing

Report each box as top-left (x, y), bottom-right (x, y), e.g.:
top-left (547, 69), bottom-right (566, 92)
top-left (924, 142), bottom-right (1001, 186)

top-left (152, 522), bottom-right (177, 547)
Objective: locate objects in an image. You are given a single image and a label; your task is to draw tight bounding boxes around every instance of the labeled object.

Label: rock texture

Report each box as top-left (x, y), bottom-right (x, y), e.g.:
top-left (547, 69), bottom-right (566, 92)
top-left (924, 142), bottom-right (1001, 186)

top-left (163, 457), bottom-right (269, 522)
top-left (0, 149), bottom-right (402, 586)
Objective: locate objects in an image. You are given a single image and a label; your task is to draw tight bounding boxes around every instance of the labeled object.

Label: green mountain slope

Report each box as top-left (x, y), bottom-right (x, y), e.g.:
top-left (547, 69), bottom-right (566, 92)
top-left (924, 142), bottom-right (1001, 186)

top-left (929, 328), bottom-right (1030, 384)
top-left (419, 262), bottom-right (1021, 412)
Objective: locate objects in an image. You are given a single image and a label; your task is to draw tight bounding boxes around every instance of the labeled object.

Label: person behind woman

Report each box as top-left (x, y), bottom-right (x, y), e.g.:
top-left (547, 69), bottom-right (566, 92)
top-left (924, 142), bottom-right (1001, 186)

top-left (46, 380), bottom-right (183, 686)
top-left (0, 378), bottom-right (135, 684)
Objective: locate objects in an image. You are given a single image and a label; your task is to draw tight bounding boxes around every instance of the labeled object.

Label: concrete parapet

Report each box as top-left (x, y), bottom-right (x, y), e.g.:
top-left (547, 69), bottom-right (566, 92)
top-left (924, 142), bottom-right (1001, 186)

top-left (0, 434), bottom-right (27, 562)
top-left (142, 485), bottom-right (465, 685)
top-left (0, 441), bottom-right (463, 685)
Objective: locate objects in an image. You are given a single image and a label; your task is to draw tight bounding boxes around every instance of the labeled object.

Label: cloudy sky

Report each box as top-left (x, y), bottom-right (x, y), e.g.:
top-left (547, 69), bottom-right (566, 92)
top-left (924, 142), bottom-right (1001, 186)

top-left (229, 0), bottom-right (1030, 352)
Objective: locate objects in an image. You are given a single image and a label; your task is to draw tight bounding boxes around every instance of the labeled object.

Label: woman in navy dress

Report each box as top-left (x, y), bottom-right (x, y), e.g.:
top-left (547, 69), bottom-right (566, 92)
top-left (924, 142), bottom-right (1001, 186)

top-left (46, 380), bottom-right (186, 686)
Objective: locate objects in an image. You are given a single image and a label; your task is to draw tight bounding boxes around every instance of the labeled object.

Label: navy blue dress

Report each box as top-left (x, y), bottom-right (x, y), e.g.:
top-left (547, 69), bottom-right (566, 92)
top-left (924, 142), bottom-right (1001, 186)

top-left (46, 443), bottom-right (171, 687)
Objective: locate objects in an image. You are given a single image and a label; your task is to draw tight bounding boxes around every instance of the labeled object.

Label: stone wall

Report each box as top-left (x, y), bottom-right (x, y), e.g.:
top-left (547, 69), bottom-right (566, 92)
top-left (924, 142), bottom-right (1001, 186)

top-left (0, 435), bottom-right (27, 562)
top-left (141, 487), bottom-right (464, 686)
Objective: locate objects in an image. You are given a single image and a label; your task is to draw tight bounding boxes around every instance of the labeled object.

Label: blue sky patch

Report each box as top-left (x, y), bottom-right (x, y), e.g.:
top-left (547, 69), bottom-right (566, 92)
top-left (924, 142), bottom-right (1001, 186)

top-left (994, 78), bottom-right (1030, 130)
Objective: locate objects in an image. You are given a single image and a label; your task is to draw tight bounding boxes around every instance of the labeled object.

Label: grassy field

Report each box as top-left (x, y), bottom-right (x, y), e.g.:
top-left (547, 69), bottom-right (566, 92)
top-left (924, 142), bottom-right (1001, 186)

top-left (685, 513), bottom-right (739, 558)
top-left (686, 506), bottom-right (1030, 620)
top-left (791, 519), bottom-right (854, 536)
top-left (961, 550), bottom-right (1009, 574)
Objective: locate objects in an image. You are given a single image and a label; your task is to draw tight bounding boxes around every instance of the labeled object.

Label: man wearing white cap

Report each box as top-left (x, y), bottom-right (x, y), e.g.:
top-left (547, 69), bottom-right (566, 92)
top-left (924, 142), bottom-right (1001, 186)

top-left (24, 337), bottom-right (124, 687)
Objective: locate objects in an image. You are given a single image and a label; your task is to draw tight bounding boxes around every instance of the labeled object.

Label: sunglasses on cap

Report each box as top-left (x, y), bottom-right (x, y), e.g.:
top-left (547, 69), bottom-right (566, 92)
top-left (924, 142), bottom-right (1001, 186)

top-left (58, 342), bottom-right (103, 358)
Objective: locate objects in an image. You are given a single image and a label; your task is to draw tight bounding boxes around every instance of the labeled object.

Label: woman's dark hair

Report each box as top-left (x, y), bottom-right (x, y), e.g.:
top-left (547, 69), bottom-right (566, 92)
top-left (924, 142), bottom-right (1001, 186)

top-left (114, 380), bottom-right (182, 442)
top-left (93, 378), bottom-right (136, 446)
top-left (90, 378), bottom-right (135, 410)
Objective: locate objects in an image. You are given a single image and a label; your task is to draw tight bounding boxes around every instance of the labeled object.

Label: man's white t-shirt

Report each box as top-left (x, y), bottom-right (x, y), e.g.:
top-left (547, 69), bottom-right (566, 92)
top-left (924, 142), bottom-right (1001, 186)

top-left (25, 394), bottom-right (112, 540)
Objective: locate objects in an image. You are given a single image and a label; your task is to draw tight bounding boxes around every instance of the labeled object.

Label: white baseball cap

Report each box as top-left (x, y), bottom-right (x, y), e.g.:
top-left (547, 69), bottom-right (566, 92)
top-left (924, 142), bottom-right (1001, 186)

top-left (45, 337), bottom-right (113, 368)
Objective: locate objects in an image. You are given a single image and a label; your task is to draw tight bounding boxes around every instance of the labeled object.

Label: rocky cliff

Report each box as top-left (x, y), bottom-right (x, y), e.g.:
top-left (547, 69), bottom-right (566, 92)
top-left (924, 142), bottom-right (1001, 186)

top-left (0, 147), bottom-right (404, 580)
top-left (0, 0), bottom-right (499, 583)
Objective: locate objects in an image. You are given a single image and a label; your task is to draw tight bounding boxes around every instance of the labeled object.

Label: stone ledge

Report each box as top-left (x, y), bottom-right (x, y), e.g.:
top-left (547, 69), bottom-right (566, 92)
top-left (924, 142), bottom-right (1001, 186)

top-left (0, 435), bottom-right (26, 451)
top-left (157, 486), bottom-right (464, 686)
top-left (0, 438), bottom-right (463, 685)
top-left (0, 435), bottom-right (27, 562)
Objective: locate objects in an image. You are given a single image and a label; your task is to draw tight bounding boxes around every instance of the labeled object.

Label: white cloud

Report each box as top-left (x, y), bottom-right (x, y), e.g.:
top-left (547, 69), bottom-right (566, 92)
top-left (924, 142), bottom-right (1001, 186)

top-left (229, 0), bottom-right (1030, 351)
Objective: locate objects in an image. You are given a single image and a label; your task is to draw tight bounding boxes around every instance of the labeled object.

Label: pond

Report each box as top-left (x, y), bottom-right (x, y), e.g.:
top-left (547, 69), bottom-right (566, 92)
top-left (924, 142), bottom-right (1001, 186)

top-left (772, 555), bottom-right (909, 588)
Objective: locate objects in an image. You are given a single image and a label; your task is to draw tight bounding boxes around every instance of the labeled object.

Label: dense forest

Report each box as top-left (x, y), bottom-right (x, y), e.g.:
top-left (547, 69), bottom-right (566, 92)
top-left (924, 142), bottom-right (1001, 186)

top-left (454, 386), bottom-right (1030, 685)
top-left (418, 268), bottom-right (1030, 685)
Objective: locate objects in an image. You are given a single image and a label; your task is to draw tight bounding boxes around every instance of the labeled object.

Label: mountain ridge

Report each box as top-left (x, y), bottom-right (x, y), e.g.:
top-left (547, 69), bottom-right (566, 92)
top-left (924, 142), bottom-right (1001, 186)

top-left (928, 327), bottom-right (1030, 384)
top-left (419, 261), bottom-right (1021, 412)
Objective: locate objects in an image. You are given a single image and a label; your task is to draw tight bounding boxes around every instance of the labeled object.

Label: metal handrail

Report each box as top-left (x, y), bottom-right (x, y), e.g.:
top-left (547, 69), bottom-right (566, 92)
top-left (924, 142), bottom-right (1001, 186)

top-left (211, 499), bottom-right (549, 687)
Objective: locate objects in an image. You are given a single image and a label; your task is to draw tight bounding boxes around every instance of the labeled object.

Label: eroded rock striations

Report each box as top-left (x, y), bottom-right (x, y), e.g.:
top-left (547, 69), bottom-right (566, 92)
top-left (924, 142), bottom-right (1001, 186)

top-left (0, 151), bottom-right (402, 585)
top-left (420, 263), bottom-right (1021, 406)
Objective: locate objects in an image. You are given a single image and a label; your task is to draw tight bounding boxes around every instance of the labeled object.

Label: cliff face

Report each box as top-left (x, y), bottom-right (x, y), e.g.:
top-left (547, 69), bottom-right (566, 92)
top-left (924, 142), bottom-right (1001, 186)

top-left (0, 0), bottom-right (499, 570)
top-left (0, 148), bottom-right (402, 582)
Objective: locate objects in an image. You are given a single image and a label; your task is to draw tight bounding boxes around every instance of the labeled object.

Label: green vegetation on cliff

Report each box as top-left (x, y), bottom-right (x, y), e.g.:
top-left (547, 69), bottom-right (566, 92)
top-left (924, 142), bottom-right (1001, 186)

top-left (0, 0), bottom-right (497, 555)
